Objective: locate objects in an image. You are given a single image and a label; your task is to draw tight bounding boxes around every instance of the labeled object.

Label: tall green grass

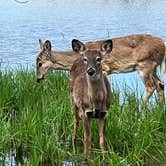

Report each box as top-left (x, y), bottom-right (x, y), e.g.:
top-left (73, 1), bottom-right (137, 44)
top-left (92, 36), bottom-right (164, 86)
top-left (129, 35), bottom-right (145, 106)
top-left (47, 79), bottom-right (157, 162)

top-left (0, 68), bottom-right (165, 165)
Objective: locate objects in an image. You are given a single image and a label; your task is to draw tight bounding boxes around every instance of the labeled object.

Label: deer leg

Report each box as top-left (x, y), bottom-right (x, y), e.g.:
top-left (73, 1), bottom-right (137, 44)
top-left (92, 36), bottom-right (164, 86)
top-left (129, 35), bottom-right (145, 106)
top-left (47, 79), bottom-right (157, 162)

top-left (153, 73), bottom-right (165, 102)
top-left (139, 71), bottom-right (156, 102)
top-left (99, 116), bottom-right (107, 161)
top-left (144, 85), bottom-right (156, 103)
top-left (82, 113), bottom-right (91, 159)
top-left (72, 105), bottom-right (79, 152)
top-left (143, 72), bottom-right (164, 102)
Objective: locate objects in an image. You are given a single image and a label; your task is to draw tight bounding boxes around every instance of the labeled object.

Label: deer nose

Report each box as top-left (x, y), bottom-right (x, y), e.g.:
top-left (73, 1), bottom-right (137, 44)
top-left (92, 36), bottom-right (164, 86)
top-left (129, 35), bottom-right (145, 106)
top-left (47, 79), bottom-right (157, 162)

top-left (37, 75), bottom-right (44, 83)
top-left (87, 68), bottom-right (96, 76)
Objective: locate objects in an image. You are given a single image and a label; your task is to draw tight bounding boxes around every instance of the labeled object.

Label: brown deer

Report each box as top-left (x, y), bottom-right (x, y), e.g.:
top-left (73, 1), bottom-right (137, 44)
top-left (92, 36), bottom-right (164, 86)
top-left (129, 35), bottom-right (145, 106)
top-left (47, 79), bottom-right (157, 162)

top-left (36, 34), bottom-right (166, 102)
top-left (70, 39), bottom-right (112, 160)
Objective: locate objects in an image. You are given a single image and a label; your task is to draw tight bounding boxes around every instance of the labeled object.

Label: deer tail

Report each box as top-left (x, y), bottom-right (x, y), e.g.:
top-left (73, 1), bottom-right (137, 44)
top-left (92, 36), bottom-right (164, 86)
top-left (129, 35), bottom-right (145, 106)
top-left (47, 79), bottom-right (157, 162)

top-left (160, 42), bottom-right (166, 80)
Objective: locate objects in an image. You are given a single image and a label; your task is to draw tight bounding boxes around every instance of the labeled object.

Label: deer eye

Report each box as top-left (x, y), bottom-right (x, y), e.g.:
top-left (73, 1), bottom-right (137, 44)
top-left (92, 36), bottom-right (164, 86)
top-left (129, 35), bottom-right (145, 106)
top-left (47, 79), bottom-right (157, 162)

top-left (84, 57), bottom-right (88, 63)
top-left (38, 62), bottom-right (43, 67)
top-left (96, 57), bottom-right (101, 63)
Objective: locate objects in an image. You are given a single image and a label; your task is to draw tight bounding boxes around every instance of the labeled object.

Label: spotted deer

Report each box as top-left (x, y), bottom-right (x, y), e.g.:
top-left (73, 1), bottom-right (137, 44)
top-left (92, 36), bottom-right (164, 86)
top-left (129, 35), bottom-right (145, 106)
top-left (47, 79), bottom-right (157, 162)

top-left (70, 39), bottom-right (112, 159)
top-left (36, 34), bottom-right (166, 102)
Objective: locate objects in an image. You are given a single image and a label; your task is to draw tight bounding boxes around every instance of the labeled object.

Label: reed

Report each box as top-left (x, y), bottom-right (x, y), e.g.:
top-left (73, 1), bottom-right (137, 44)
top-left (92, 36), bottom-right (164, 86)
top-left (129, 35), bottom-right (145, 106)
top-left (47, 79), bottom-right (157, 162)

top-left (0, 68), bottom-right (165, 165)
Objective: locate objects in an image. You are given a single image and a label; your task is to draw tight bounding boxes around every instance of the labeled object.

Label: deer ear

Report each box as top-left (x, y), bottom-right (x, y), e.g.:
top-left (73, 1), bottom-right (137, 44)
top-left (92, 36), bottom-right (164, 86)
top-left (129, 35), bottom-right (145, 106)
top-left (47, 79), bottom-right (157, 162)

top-left (100, 40), bottom-right (113, 56)
top-left (72, 39), bottom-right (86, 55)
top-left (42, 40), bottom-right (52, 59)
top-left (39, 39), bottom-right (44, 50)
top-left (43, 40), bottom-right (52, 52)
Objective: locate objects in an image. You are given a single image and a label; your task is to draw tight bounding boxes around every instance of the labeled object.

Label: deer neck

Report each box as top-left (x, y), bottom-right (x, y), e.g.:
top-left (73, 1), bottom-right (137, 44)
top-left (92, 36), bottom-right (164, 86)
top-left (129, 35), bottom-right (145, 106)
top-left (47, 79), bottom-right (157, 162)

top-left (50, 50), bottom-right (78, 71)
top-left (86, 71), bottom-right (107, 112)
top-left (87, 71), bottom-right (106, 96)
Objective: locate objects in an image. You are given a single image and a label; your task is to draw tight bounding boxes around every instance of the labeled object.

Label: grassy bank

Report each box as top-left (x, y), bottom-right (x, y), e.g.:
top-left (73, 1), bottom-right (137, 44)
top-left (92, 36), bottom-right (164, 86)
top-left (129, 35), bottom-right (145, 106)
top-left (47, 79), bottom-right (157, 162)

top-left (0, 69), bottom-right (166, 165)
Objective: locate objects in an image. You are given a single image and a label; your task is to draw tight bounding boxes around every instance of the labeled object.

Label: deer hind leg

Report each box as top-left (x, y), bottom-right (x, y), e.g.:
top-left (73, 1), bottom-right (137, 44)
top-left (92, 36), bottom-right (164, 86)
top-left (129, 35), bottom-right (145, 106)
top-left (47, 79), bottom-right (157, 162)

top-left (139, 71), bottom-right (156, 102)
top-left (99, 116), bottom-right (107, 161)
top-left (153, 72), bottom-right (165, 102)
top-left (143, 70), bottom-right (165, 102)
top-left (144, 86), bottom-right (155, 103)
top-left (82, 112), bottom-right (91, 159)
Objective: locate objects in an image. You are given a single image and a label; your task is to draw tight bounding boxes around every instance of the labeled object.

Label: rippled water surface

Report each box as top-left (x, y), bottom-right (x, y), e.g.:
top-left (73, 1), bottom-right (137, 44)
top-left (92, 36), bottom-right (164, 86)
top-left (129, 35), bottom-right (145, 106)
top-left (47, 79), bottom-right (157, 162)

top-left (1, 0), bottom-right (166, 97)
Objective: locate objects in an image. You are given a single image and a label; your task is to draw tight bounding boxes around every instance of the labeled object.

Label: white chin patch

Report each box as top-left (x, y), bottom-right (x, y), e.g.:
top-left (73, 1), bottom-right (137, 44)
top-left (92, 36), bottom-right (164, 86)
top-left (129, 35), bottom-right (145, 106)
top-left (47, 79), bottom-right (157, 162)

top-left (88, 73), bottom-right (100, 80)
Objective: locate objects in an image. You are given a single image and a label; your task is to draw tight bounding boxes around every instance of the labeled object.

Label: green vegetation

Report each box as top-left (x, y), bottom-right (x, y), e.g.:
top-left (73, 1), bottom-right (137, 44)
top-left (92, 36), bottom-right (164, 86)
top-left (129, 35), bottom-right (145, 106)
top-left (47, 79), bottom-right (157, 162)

top-left (0, 68), bottom-right (166, 165)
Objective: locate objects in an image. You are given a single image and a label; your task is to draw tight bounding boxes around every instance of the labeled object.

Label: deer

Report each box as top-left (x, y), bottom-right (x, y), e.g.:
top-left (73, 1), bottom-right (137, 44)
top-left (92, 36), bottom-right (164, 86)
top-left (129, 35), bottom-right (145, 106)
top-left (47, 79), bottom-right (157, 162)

top-left (70, 39), bottom-right (113, 160)
top-left (36, 34), bottom-right (166, 102)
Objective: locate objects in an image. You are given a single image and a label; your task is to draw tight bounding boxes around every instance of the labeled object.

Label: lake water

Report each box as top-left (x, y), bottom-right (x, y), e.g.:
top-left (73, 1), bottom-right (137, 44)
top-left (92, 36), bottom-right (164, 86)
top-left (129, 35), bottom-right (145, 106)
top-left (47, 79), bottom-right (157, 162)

top-left (1, 0), bottom-right (166, 100)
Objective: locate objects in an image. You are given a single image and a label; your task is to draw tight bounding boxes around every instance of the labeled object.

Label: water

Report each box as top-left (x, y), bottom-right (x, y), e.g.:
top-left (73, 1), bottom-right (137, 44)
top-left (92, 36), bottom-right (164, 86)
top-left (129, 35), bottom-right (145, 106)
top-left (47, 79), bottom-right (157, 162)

top-left (0, 1), bottom-right (166, 91)
top-left (1, 0), bottom-right (166, 65)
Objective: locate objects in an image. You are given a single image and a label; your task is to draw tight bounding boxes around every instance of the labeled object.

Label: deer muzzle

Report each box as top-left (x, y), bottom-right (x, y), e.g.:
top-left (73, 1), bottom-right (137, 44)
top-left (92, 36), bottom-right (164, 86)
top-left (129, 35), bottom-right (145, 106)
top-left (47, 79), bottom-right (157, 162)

top-left (37, 75), bottom-right (44, 83)
top-left (87, 67), bottom-right (96, 77)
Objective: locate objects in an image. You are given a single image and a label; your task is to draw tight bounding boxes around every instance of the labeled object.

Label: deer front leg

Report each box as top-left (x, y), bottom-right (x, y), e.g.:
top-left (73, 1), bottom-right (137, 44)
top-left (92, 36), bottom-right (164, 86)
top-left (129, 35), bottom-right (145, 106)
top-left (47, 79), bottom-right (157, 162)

top-left (72, 108), bottom-right (80, 153)
top-left (83, 113), bottom-right (91, 159)
top-left (99, 116), bottom-right (107, 161)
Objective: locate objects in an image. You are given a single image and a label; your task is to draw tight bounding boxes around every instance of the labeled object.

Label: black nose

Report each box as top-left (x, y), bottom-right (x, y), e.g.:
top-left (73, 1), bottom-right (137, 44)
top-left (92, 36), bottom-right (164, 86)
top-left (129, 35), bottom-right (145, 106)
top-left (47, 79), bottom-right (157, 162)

top-left (37, 76), bottom-right (44, 83)
top-left (87, 68), bottom-right (95, 76)
top-left (37, 78), bottom-right (41, 83)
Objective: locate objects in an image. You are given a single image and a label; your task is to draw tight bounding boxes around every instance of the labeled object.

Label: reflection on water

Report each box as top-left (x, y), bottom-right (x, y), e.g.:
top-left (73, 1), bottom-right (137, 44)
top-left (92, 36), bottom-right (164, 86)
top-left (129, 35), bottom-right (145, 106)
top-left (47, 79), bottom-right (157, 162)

top-left (0, 148), bottom-right (27, 166)
top-left (0, 137), bottom-right (75, 166)
top-left (62, 160), bottom-right (74, 166)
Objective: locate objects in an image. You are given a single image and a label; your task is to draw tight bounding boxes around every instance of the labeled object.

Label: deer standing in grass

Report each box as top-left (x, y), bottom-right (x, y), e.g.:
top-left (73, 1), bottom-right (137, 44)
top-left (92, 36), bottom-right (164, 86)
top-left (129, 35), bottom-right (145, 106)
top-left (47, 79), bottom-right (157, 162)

top-left (70, 39), bottom-right (113, 160)
top-left (36, 34), bottom-right (166, 102)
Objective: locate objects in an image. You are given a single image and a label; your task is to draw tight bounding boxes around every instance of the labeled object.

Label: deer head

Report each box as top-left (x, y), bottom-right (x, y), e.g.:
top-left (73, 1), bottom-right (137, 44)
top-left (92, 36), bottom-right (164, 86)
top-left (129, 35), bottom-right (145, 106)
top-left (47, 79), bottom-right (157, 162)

top-left (36, 39), bottom-right (54, 83)
top-left (72, 39), bottom-right (113, 80)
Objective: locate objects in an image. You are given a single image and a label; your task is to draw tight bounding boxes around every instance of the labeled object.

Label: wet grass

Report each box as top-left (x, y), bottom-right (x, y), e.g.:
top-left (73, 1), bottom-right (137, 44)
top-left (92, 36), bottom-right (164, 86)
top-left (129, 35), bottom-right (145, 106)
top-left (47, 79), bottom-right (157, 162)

top-left (0, 68), bottom-right (166, 165)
